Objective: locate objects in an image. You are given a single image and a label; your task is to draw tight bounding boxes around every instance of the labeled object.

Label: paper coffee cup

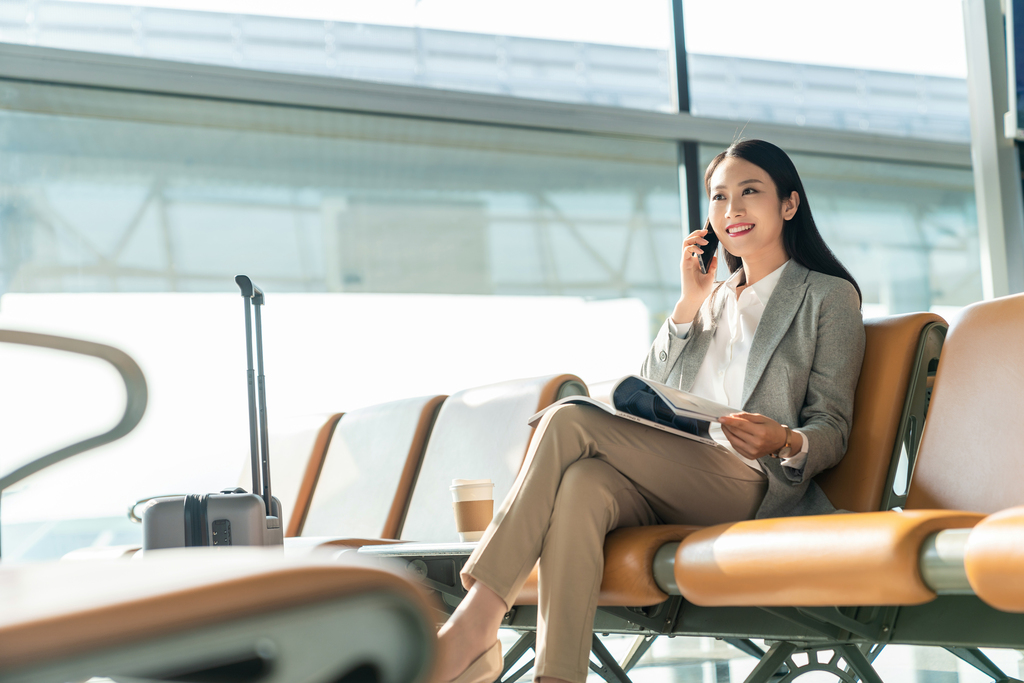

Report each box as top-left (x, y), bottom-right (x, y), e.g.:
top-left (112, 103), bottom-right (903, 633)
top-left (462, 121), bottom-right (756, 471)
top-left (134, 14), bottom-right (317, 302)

top-left (451, 478), bottom-right (494, 542)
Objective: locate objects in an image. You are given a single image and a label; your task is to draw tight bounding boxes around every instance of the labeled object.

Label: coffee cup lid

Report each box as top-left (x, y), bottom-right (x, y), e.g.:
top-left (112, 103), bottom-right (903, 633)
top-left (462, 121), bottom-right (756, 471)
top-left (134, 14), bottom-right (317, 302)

top-left (451, 478), bottom-right (493, 488)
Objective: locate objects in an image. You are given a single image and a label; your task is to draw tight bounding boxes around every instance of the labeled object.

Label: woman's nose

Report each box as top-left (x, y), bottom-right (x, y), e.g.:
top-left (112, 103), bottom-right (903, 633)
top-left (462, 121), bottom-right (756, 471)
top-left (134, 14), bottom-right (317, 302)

top-left (726, 198), bottom-right (745, 218)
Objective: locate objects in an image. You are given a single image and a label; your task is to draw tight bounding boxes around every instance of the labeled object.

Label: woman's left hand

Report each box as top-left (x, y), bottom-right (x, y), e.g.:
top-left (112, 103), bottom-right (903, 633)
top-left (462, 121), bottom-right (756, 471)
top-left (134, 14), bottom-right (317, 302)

top-left (719, 412), bottom-right (788, 460)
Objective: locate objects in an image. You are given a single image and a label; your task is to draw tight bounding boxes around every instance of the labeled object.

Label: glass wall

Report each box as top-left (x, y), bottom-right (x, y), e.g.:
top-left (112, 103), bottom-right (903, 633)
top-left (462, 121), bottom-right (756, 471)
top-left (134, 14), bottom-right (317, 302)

top-left (699, 145), bottom-right (980, 314)
top-left (0, 79), bottom-right (683, 561)
top-left (0, 80), bottom-right (683, 317)
top-left (0, 0), bottom-right (676, 111)
top-left (0, 0), bottom-right (986, 560)
top-left (683, 0), bottom-right (971, 142)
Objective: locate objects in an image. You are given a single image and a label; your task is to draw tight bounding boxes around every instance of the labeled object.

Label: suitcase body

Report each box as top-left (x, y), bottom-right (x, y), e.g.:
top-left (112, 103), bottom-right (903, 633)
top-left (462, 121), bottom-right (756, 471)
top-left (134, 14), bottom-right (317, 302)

top-left (143, 492), bottom-right (283, 550)
top-left (142, 275), bottom-right (283, 551)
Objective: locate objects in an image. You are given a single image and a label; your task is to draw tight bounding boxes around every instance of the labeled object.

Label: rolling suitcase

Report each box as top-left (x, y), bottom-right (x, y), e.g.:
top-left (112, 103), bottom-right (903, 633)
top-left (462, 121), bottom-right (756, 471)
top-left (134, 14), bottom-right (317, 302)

top-left (142, 275), bottom-right (284, 550)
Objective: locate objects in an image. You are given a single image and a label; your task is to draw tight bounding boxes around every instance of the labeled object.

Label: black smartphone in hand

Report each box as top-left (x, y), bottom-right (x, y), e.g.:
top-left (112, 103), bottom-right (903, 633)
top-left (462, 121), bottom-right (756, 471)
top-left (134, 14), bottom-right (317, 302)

top-left (699, 218), bottom-right (720, 275)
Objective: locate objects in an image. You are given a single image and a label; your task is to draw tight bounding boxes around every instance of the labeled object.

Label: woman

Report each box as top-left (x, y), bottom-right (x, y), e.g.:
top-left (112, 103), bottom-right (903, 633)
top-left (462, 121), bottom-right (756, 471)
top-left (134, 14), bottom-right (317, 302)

top-left (435, 139), bottom-right (866, 683)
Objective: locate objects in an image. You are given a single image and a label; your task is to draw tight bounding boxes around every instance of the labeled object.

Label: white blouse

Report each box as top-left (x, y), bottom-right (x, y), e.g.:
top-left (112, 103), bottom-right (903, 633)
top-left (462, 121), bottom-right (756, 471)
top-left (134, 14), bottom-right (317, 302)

top-left (668, 261), bottom-right (810, 472)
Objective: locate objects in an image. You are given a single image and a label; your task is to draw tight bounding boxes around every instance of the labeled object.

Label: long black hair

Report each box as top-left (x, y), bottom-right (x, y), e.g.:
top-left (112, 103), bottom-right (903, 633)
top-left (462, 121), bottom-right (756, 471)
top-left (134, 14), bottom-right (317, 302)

top-left (704, 139), bottom-right (862, 303)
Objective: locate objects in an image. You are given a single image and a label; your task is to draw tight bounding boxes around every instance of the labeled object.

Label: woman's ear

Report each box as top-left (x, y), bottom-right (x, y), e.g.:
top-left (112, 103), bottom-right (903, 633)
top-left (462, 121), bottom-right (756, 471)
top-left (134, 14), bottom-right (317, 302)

top-left (782, 191), bottom-right (800, 220)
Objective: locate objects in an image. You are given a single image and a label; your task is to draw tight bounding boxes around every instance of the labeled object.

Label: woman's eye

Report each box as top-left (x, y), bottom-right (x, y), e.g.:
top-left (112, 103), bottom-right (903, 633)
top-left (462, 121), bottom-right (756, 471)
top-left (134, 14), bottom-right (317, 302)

top-left (742, 187), bottom-right (758, 195)
top-left (711, 194), bottom-right (724, 201)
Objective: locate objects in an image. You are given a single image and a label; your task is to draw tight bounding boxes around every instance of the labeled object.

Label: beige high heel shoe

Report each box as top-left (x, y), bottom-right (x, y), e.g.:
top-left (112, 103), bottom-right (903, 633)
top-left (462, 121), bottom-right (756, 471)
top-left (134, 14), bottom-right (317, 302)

top-left (444, 640), bottom-right (503, 683)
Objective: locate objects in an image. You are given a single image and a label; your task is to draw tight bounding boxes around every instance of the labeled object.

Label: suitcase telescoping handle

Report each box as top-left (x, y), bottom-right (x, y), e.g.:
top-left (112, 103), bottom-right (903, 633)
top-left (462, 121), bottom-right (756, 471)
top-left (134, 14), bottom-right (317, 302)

top-left (235, 275), bottom-right (272, 517)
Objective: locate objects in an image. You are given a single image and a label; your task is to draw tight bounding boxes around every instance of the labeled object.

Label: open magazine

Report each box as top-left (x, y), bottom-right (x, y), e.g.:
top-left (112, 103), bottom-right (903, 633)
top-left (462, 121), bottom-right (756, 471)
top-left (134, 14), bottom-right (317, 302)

top-left (527, 375), bottom-right (739, 447)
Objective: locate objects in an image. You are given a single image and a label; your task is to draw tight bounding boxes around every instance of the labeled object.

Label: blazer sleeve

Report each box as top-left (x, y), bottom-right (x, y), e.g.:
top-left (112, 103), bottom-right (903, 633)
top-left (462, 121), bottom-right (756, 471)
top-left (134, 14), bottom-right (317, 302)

top-left (787, 280), bottom-right (865, 483)
top-left (641, 317), bottom-right (692, 384)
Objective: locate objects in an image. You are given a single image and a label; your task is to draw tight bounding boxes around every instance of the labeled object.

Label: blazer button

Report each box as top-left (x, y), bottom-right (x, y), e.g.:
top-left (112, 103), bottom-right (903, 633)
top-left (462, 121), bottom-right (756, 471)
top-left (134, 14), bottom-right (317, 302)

top-left (659, 351), bottom-right (667, 361)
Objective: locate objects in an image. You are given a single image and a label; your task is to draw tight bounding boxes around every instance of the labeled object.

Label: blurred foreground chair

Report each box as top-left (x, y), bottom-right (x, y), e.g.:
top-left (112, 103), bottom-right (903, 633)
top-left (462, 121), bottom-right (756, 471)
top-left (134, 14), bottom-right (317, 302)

top-left (3, 542), bottom-right (436, 683)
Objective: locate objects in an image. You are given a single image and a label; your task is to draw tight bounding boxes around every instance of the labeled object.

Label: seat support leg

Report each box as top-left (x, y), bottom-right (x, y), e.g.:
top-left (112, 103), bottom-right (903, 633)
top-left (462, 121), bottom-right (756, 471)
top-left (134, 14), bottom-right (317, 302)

top-left (742, 641), bottom-right (797, 683)
top-left (589, 634), bottom-right (634, 683)
top-left (836, 644), bottom-right (885, 683)
top-left (500, 631), bottom-right (537, 683)
top-left (621, 635), bottom-right (657, 672)
top-left (725, 638), bottom-right (767, 660)
top-left (945, 646), bottom-right (1023, 682)
top-left (727, 638), bottom-right (790, 679)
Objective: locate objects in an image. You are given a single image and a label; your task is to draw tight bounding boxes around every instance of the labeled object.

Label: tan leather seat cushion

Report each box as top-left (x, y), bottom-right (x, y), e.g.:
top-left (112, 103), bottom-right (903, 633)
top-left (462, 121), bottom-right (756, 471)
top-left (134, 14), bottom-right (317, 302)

top-left (0, 548), bottom-right (433, 672)
top-left (964, 506), bottom-right (1024, 613)
top-left (515, 525), bottom-right (701, 607)
top-left (675, 510), bottom-right (983, 607)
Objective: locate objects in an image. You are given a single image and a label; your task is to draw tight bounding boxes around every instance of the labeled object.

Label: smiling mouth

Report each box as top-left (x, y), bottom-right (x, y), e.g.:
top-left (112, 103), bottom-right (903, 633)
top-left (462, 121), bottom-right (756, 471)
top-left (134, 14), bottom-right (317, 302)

top-left (726, 224), bottom-right (754, 236)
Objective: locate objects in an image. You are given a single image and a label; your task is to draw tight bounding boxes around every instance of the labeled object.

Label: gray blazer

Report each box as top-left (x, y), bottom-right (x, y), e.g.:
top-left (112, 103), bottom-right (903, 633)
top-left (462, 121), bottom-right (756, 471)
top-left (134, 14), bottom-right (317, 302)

top-left (641, 261), bottom-right (865, 519)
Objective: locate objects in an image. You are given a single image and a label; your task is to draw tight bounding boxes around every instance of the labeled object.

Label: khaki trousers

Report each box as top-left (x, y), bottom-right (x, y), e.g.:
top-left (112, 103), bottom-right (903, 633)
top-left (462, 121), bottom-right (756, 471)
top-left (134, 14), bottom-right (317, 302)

top-left (461, 404), bottom-right (768, 683)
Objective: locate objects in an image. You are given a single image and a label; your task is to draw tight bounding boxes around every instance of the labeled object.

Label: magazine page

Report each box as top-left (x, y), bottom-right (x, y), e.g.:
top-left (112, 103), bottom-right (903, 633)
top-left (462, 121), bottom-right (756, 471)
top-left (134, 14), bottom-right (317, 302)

top-left (612, 411), bottom-right (721, 447)
top-left (632, 376), bottom-right (738, 420)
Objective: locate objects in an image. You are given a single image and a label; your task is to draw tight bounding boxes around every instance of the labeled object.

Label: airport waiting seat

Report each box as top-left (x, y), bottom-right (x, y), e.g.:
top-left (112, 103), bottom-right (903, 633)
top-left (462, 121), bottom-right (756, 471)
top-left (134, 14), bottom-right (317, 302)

top-left (290, 374), bottom-right (585, 551)
top-left (0, 549), bottom-right (436, 683)
top-left (281, 413), bottom-right (346, 537)
top-left (239, 412), bottom-right (345, 537)
top-left (510, 312), bottom-right (947, 608)
top-left (635, 293), bottom-right (1024, 683)
top-left (671, 295), bottom-right (1022, 609)
top-left (298, 395), bottom-right (447, 541)
top-left (398, 374), bottom-right (587, 543)
top-left (359, 312), bottom-right (949, 682)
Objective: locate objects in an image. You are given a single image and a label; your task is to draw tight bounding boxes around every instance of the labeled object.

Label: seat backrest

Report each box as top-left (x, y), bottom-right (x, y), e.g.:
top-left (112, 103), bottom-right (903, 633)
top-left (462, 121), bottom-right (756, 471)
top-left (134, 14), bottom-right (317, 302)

top-left (300, 395), bottom-right (446, 539)
top-left (399, 374), bottom-right (587, 542)
top-left (283, 413), bottom-right (345, 537)
top-left (816, 313), bottom-right (946, 512)
top-left (906, 293), bottom-right (1024, 513)
top-left (236, 412), bottom-right (343, 536)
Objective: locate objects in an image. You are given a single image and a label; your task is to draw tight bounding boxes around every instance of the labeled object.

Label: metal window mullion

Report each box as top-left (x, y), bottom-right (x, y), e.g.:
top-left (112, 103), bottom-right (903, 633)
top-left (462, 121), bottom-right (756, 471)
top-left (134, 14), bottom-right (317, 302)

top-left (671, 0), bottom-right (703, 240)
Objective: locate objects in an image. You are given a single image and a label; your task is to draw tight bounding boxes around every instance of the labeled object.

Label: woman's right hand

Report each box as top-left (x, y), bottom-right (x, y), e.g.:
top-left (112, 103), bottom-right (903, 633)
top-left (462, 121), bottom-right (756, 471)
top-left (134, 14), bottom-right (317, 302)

top-left (671, 226), bottom-right (718, 325)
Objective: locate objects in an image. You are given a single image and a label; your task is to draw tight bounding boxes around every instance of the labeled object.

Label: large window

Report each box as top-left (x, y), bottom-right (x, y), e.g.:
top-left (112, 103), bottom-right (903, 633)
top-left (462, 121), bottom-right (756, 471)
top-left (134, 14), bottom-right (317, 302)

top-left (0, 0), bottom-right (676, 111)
top-left (0, 80), bottom-right (683, 310)
top-left (699, 145), bottom-right (980, 315)
top-left (683, 0), bottom-right (971, 142)
top-left (0, 1), bottom-right (986, 562)
top-left (0, 79), bottom-right (682, 561)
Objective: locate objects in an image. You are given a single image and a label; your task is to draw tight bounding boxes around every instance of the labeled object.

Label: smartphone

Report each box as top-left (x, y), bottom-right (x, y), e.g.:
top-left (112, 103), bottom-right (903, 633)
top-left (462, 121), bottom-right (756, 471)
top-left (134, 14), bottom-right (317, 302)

top-left (699, 218), bottom-right (720, 275)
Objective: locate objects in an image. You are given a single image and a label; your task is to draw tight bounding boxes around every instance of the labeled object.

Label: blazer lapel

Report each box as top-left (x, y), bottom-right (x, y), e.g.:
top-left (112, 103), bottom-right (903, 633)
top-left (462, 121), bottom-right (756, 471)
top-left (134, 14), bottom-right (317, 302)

top-left (741, 262), bottom-right (810, 407)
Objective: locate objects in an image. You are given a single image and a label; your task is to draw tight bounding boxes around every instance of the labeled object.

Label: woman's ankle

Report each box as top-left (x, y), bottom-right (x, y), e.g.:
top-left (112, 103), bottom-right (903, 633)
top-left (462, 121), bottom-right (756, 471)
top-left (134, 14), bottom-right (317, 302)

top-left (435, 582), bottom-right (508, 680)
top-left (441, 582), bottom-right (507, 638)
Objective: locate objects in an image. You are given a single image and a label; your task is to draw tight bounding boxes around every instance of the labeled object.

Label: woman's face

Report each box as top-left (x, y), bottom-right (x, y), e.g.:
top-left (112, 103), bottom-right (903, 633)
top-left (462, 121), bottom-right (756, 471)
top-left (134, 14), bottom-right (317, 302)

top-left (707, 156), bottom-right (798, 264)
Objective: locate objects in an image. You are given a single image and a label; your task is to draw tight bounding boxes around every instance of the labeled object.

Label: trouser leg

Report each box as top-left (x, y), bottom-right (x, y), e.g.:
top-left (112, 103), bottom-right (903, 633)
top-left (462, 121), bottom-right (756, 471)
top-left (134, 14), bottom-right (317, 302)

top-left (533, 458), bottom-right (657, 683)
top-left (461, 404), bottom-right (767, 681)
top-left (462, 403), bottom-right (766, 606)
top-left (461, 404), bottom-right (606, 607)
